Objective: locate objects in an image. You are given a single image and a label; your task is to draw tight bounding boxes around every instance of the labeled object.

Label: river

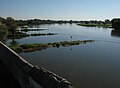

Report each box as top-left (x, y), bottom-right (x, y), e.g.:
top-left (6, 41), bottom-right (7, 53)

top-left (6, 24), bottom-right (120, 88)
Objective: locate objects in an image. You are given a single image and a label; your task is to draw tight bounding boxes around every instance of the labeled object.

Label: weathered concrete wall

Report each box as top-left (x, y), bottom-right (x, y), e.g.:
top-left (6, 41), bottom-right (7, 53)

top-left (0, 41), bottom-right (73, 88)
top-left (0, 41), bottom-right (35, 88)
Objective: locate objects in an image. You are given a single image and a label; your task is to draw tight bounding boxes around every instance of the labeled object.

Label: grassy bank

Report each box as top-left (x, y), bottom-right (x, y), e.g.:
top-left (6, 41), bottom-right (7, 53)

top-left (78, 24), bottom-right (112, 28)
top-left (20, 28), bottom-right (48, 32)
top-left (8, 32), bottom-right (57, 39)
top-left (10, 40), bottom-right (95, 53)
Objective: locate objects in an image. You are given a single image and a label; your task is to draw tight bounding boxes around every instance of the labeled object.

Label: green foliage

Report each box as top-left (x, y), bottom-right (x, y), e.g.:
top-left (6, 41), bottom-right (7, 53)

top-left (0, 23), bottom-right (7, 31)
top-left (0, 23), bottom-right (8, 42)
top-left (5, 17), bottom-right (18, 34)
top-left (31, 33), bottom-right (46, 36)
top-left (20, 43), bottom-right (48, 49)
top-left (16, 19), bottom-right (81, 26)
top-left (15, 40), bottom-right (95, 53)
top-left (7, 32), bottom-right (57, 39)
top-left (0, 17), bottom-right (6, 24)
top-left (20, 44), bottom-right (36, 49)
top-left (79, 23), bottom-right (111, 28)
top-left (111, 18), bottom-right (120, 29)
top-left (9, 46), bottom-right (23, 53)
top-left (8, 33), bottom-right (30, 39)
top-left (0, 17), bottom-right (18, 42)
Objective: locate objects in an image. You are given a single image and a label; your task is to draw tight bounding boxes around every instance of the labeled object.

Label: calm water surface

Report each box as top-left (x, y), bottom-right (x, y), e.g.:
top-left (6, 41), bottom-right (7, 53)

top-left (7, 24), bottom-right (120, 88)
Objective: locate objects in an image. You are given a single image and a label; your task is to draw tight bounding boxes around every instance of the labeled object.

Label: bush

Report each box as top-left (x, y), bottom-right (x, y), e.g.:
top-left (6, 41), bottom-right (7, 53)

top-left (20, 44), bottom-right (34, 49)
top-left (10, 47), bottom-right (23, 53)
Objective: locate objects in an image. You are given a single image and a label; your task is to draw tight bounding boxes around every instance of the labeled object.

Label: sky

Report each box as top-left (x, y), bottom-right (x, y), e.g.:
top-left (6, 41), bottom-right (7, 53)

top-left (0, 0), bottom-right (120, 20)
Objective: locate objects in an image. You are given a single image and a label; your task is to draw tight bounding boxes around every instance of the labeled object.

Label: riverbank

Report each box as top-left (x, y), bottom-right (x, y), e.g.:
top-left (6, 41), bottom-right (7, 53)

top-left (8, 32), bottom-right (57, 39)
top-left (78, 23), bottom-right (112, 28)
top-left (20, 28), bottom-right (48, 32)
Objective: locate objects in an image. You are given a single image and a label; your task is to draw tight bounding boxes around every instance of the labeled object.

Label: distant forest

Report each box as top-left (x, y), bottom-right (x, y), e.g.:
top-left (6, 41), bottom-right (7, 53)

top-left (0, 17), bottom-right (120, 29)
top-left (0, 17), bottom-right (120, 42)
top-left (16, 19), bottom-right (111, 26)
top-left (16, 18), bottom-right (120, 29)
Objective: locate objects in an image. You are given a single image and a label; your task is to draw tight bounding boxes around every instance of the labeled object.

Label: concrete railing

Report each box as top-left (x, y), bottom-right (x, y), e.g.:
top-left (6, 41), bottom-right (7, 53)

top-left (0, 41), bottom-right (73, 88)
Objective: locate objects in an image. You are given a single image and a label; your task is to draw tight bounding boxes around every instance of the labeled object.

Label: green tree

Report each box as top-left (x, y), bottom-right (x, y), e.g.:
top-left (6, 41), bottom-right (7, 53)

top-left (105, 19), bottom-right (111, 24)
top-left (111, 18), bottom-right (120, 29)
top-left (0, 17), bottom-right (6, 24)
top-left (0, 23), bottom-right (8, 42)
top-left (0, 21), bottom-right (7, 31)
top-left (6, 17), bottom-right (18, 35)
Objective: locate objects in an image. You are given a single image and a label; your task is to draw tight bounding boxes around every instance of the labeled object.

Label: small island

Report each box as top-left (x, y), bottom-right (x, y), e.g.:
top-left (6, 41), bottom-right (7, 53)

top-left (10, 40), bottom-right (95, 53)
top-left (8, 32), bottom-right (57, 39)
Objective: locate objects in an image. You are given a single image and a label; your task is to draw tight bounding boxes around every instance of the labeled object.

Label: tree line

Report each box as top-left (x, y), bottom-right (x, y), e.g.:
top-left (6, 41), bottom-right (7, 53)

top-left (16, 19), bottom-right (112, 26)
top-left (1, 17), bottom-right (120, 34)
top-left (0, 17), bottom-right (18, 42)
top-left (0, 16), bottom-right (120, 43)
top-left (0, 17), bottom-right (17, 35)
top-left (16, 19), bottom-right (80, 26)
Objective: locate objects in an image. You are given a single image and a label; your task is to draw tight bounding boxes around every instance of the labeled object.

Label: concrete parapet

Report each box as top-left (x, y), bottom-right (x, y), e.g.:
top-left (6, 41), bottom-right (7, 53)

top-left (30, 66), bottom-right (73, 88)
top-left (0, 41), bottom-right (73, 88)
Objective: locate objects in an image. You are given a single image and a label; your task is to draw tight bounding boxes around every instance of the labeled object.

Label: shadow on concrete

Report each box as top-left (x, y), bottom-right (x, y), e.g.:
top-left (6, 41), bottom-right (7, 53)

top-left (0, 60), bottom-right (21, 88)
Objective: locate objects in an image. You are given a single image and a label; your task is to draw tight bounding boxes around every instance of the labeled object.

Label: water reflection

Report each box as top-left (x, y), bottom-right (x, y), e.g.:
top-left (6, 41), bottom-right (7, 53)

top-left (111, 29), bottom-right (120, 37)
top-left (10, 39), bottom-right (19, 47)
top-left (6, 24), bottom-right (120, 88)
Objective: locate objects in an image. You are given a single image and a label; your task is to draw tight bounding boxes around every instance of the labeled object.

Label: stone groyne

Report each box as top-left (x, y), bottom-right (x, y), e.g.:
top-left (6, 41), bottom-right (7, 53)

top-left (0, 41), bottom-right (73, 88)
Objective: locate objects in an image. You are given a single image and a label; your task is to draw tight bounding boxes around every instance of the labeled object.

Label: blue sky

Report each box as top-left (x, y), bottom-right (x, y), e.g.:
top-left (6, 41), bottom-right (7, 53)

top-left (0, 0), bottom-right (120, 20)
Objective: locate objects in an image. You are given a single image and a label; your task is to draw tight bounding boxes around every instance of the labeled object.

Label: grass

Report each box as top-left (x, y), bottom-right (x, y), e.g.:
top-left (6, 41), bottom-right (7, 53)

top-left (21, 28), bottom-right (48, 32)
top-left (10, 40), bottom-right (95, 53)
top-left (20, 44), bottom-right (48, 49)
top-left (9, 46), bottom-right (23, 53)
top-left (78, 24), bottom-right (112, 28)
top-left (8, 33), bottom-right (57, 39)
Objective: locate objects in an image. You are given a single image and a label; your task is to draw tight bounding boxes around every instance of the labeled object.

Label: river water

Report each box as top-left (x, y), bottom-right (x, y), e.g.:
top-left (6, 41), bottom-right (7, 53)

top-left (7, 24), bottom-right (120, 88)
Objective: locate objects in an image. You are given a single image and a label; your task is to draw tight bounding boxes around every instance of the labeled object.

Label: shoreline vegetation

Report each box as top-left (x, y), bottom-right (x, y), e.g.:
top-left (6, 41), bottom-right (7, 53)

top-left (8, 32), bottom-right (57, 39)
top-left (1, 17), bottom-right (120, 44)
top-left (20, 28), bottom-right (48, 32)
top-left (78, 23), bottom-right (112, 28)
top-left (9, 40), bottom-right (95, 53)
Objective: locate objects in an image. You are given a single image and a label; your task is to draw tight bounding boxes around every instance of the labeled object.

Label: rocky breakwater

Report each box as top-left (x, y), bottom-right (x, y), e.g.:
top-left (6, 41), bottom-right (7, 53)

top-left (0, 41), bottom-right (73, 88)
